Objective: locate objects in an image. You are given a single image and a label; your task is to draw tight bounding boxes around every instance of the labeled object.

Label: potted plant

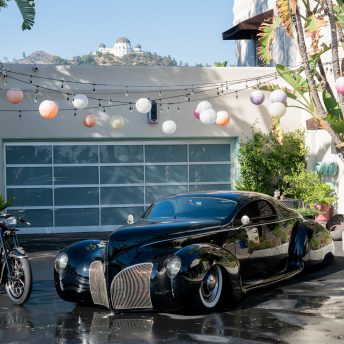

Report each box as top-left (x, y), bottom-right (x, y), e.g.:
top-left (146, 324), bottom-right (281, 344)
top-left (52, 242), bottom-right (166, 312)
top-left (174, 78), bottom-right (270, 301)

top-left (283, 171), bottom-right (336, 220)
top-left (0, 195), bottom-right (13, 213)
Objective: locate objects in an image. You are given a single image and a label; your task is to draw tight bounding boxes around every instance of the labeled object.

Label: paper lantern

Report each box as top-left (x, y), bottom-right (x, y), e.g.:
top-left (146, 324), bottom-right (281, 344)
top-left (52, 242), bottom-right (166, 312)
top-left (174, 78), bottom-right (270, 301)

top-left (6, 89), bottom-right (24, 104)
top-left (335, 77), bottom-right (344, 95)
top-left (194, 108), bottom-right (200, 119)
top-left (200, 108), bottom-right (217, 125)
top-left (39, 100), bottom-right (59, 119)
top-left (270, 89), bottom-right (287, 104)
top-left (269, 102), bottom-right (286, 117)
top-left (196, 101), bottom-right (213, 113)
top-left (162, 120), bottom-right (177, 134)
top-left (109, 115), bottom-right (125, 129)
top-left (135, 98), bottom-right (152, 113)
top-left (216, 111), bottom-right (230, 126)
top-left (83, 113), bottom-right (97, 128)
top-left (72, 94), bottom-right (88, 109)
top-left (250, 90), bottom-right (265, 105)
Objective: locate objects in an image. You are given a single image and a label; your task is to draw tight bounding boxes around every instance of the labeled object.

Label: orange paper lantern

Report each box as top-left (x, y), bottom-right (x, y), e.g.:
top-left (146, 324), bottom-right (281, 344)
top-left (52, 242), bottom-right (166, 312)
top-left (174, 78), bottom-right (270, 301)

top-left (83, 113), bottom-right (97, 128)
top-left (216, 111), bottom-right (230, 126)
top-left (39, 100), bottom-right (59, 119)
top-left (6, 89), bottom-right (24, 104)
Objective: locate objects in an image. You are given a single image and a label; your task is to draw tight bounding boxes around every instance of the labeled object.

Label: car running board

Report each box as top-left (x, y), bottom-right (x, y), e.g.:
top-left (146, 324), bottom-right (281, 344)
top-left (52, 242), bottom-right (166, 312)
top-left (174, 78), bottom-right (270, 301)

top-left (241, 265), bottom-right (304, 293)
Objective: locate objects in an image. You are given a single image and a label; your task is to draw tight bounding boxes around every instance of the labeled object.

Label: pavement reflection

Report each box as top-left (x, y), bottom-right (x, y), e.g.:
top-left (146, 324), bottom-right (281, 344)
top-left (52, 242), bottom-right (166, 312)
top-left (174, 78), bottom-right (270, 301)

top-left (0, 242), bottom-right (344, 343)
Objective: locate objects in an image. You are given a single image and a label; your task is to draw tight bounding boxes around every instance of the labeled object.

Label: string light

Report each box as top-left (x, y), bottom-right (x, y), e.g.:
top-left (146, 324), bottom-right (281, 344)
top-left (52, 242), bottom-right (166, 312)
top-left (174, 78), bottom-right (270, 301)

top-left (18, 110), bottom-right (22, 118)
top-left (129, 103), bottom-right (133, 112)
top-left (98, 99), bottom-right (101, 108)
top-left (34, 86), bottom-right (39, 103)
top-left (125, 86), bottom-right (128, 97)
top-left (93, 84), bottom-right (96, 93)
top-left (159, 89), bottom-right (162, 97)
top-left (108, 98), bottom-right (112, 105)
top-left (74, 109), bottom-right (77, 116)
top-left (61, 80), bottom-right (64, 88)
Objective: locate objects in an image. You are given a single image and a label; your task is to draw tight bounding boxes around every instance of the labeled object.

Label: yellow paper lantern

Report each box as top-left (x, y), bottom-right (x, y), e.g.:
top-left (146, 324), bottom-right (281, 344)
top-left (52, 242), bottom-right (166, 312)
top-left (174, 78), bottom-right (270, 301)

top-left (39, 100), bottom-right (59, 119)
top-left (109, 115), bottom-right (124, 129)
top-left (6, 89), bottom-right (24, 104)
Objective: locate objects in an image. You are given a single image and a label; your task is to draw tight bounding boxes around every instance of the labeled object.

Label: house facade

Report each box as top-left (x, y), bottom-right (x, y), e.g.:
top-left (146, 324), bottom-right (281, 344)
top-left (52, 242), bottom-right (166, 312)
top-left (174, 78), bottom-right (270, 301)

top-left (0, 64), bottom-right (305, 233)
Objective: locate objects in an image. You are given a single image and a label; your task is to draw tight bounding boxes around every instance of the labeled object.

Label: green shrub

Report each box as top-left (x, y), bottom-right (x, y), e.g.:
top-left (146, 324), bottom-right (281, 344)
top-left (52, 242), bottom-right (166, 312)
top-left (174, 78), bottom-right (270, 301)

top-left (237, 130), bottom-right (308, 195)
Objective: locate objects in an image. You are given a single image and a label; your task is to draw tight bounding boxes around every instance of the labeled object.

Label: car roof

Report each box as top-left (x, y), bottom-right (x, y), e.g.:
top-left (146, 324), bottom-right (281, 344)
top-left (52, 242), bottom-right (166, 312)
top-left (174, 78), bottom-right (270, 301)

top-left (160, 190), bottom-right (273, 204)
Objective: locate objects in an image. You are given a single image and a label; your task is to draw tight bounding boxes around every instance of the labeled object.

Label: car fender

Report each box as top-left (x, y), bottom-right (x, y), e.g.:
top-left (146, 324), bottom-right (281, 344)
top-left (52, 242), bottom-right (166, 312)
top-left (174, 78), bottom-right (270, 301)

top-left (54, 240), bottom-right (106, 304)
top-left (288, 222), bottom-right (310, 265)
top-left (175, 243), bottom-right (241, 301)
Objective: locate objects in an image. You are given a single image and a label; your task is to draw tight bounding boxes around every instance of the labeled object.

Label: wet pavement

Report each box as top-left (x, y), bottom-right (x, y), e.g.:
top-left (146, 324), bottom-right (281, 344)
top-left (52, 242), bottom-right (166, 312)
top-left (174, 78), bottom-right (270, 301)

top-left (1, 234), bottom-right (344, 343)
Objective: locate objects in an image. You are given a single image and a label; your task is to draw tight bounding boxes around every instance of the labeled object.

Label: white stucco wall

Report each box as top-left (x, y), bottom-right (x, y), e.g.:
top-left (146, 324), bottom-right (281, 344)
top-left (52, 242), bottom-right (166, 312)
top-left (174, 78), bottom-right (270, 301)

top-left (232, 0), bottom-right (298, 67)
top-left (0, 64), bottom-right (304, 196)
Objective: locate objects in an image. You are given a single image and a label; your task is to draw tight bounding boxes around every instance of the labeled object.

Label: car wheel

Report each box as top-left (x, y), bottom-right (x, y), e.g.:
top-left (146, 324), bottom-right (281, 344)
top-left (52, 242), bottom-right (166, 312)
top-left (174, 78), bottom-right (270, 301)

top-left (198, 265), bottom-right (223, 310)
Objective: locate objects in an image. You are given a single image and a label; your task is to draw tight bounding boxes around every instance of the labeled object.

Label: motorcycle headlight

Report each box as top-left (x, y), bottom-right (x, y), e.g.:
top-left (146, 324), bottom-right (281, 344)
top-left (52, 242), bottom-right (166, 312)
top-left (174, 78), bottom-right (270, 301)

top-left (55, 252), bottom-right (68, 272)
top-left (4, 217), bottom-right (17, 230)
top-left (166, 256), bottom-right (181, 279)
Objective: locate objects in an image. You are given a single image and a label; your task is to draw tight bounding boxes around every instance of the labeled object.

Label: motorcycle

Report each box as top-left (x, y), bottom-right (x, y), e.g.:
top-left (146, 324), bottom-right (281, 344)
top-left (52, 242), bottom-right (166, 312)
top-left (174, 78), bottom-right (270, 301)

top-left (0, 213), bottom-right (32, 304)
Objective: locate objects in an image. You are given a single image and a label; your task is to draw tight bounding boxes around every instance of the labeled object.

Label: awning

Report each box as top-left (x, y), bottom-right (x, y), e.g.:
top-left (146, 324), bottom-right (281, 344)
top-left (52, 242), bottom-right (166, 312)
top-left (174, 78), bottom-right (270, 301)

top-left (222, 9), bottom-right (274, 40)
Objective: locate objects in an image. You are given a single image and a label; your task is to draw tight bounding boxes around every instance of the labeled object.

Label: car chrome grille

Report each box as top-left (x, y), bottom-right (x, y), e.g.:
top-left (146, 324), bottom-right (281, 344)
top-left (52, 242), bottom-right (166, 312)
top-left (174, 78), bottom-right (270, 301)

top-left (110, 263), bottom-right (153, 310)
top-left (89, 261), bottom-right (109, 308)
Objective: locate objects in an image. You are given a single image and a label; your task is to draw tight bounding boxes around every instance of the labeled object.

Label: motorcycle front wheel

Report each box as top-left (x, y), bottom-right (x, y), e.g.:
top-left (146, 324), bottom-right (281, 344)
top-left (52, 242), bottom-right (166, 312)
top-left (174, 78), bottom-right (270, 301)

top-left (5, 256), bottom-right (32, 305)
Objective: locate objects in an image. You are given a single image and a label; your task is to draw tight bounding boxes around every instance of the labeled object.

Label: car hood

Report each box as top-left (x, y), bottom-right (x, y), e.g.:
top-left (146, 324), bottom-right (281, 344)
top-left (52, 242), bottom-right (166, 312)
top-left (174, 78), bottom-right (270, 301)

top-left (107, 218), bottom-right (223, 253)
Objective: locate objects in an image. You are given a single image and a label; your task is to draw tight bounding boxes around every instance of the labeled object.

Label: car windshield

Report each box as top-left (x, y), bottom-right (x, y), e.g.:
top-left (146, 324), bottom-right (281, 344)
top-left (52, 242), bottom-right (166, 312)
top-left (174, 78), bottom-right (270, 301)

top-left (143, 196), bottom-right (237, 221)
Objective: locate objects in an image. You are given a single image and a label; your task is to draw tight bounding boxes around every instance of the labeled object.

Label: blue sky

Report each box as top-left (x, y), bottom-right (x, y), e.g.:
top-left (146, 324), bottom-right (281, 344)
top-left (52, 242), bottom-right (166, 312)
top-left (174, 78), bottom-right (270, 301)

top-left (0, 0), bottom-right (234, 66)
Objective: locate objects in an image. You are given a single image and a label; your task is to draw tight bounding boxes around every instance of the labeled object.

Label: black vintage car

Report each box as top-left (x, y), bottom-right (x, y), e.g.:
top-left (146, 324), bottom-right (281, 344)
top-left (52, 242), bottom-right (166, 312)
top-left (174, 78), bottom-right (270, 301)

top-left (54, 191), bottom-right (334, 312)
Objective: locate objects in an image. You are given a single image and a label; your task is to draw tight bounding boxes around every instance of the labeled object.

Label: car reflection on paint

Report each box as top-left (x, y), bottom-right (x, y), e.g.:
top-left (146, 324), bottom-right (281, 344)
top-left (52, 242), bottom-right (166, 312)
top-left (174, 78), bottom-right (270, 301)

top-left (54, 191), bottom-right (335, 312)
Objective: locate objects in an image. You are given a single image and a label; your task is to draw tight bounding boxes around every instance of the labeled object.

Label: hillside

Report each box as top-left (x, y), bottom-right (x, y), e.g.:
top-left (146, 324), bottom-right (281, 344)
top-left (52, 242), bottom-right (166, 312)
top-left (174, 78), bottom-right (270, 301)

top-left (17, 50), bottom-right (179, 66)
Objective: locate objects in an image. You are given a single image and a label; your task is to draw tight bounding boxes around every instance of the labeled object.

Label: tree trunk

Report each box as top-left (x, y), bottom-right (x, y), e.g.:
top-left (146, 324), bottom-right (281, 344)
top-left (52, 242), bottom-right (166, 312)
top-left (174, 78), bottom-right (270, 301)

top-left (325, 0), bottom-right (344, 117)
top-left (293, 4), bottom-right (344, 162)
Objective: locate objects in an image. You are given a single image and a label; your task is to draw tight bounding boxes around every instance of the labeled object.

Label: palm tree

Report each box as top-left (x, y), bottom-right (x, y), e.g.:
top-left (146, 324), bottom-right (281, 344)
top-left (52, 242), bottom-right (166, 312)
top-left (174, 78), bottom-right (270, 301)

top-left (0, 0), bottom-right (35, 30)
top-left (257, 0), bottom-right (344, 161)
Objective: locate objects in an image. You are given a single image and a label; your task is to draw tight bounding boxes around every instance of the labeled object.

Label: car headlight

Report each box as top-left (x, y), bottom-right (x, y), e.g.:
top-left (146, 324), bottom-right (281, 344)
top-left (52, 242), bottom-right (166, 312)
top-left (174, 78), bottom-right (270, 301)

top-left (55, 252), bottom-right (68, 272)
top-left (166, 256), bottom-right (181, 279)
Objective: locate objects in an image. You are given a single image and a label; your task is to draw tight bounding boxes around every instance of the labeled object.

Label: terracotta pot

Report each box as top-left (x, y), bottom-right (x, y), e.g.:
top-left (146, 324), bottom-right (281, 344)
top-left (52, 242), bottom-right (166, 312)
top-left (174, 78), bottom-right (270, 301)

top-left (315, 204), bottom-right (332, 222)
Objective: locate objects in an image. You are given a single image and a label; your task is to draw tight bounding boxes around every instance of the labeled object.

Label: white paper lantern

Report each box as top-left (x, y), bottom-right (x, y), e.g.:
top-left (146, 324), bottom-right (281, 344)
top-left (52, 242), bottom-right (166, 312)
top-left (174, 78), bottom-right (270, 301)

top-left (72, 94), bottom-right (89, 109)
top-left (200, 108), bottom-right (217, 125)
top-left (109, 115), bottom-right (125, 129)
top-left (196, 101), bottom-right (213, 113)
top-left (270, 89), bottom-right (287, 104)
top-left (135, 98), bottom-right (152, 113)
top-left (250, 90), bottom-right (265, 105)
top-left (269, 102), bottom-right (286, 117)
top-left (162, 120), bottom-right (177, 134)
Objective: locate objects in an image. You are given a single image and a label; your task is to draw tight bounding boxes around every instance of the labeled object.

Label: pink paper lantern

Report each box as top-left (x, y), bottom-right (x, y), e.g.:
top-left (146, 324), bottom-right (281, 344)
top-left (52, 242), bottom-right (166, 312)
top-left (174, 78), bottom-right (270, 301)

top-left (83, 113), bottom-right (97, 128)
top-left (6, 89), bottom-right (24, 104)
top-left (335, 77), bottom-right (344, 95)
top-left (39, 100), bottom-right (59, 119)
top-left (194, 108), bottom-right (200, 119)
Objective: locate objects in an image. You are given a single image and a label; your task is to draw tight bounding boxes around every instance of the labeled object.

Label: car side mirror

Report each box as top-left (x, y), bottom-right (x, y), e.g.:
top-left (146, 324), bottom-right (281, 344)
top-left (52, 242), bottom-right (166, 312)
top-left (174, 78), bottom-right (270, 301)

top-left (127, 214), bottom-right (134, 224)
top-left (241, 215), bottom-right (250, 226)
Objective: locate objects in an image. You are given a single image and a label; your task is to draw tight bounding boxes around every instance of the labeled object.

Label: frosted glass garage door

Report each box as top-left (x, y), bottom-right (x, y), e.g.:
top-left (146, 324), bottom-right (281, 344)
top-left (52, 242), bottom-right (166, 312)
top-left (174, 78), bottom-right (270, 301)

top-left (5, 141), bottom-right (235, 232)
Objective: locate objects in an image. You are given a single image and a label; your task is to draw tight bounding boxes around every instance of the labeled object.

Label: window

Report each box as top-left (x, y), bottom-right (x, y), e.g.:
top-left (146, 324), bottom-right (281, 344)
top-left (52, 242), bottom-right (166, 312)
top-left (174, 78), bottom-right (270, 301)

top-left (234, 200), bottom-right (277, 225)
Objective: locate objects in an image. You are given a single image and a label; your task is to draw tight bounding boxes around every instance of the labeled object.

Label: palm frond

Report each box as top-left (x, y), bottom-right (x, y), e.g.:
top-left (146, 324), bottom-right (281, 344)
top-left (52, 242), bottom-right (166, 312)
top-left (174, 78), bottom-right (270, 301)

top-left (257, 16), bottom-right (280, 64)
top-left (276, 0), bottom-right (294, 36)
top-left (15, 0), bottom-right (35, 30)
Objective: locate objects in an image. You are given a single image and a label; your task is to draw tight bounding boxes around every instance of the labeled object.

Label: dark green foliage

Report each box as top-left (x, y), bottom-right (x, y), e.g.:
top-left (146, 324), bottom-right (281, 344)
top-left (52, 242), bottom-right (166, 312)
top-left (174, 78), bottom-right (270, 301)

top-left (236, 130), bottom-right (308, 195)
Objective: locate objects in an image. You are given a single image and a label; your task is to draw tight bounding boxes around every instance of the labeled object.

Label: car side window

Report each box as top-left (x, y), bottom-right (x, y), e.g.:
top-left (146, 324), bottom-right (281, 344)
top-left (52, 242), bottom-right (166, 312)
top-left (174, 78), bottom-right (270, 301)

top-left (233, 200), bottom-right (277, 225)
